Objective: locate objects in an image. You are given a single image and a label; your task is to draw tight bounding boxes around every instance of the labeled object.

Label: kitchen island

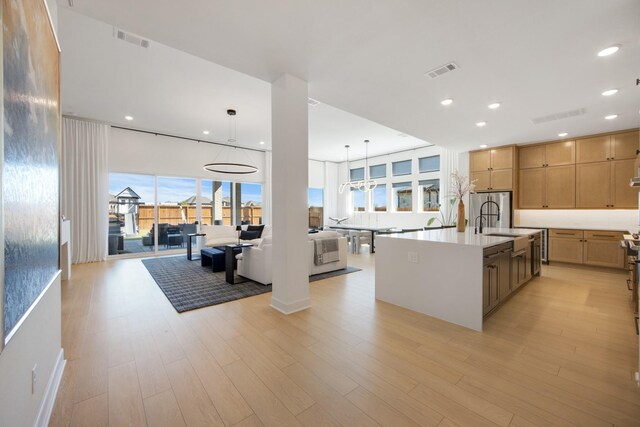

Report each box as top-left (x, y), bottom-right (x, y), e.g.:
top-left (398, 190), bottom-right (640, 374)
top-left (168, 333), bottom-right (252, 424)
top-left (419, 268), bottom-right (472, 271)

top-left (375, 227), bottom-right (542, 331)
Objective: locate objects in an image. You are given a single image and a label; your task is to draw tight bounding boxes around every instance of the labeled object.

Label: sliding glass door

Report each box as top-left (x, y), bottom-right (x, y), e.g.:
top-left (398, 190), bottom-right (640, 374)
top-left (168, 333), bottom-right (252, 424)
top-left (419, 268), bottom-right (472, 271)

top-left (108, 174), bottom-right (263, 257)
top-left (156, 176), bottom-right (197, 253)
top-left (108, 173), bottom-right (155, 255)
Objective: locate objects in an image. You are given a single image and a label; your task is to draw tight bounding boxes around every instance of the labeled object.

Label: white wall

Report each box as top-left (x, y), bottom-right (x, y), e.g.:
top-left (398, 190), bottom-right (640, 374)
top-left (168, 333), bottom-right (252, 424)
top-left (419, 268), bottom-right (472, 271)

top-left (0, 276), bottom-right (63, 427)
top-left (515, 209), bottom-right (637, 231)
top-left (109, 127), bottom-right (266, 182)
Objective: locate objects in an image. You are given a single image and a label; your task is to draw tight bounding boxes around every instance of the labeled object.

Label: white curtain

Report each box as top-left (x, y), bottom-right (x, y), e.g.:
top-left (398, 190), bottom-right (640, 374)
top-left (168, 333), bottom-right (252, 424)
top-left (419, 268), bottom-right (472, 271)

top-left (61, 117), bottom-right (109, 263)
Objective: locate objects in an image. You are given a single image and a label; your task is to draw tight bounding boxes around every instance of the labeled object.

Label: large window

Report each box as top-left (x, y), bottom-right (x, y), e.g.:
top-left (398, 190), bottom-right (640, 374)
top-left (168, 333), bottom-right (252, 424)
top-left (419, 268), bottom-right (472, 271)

top-left (392, 160), bottom-right (412, 176)
top-left (108, 173), bottom-right (155, 255)
top-left (419, 155), bottom-right (440, 173)
top-left (352, 189), bottom-right (366, 212)
top-left (308, 188), bottom-right (324, 228)
top-left (240, 182), bottom-right (263, 225)
top-left (202, 180), bottom-right (231, 225)
top-left (372, 184), bottom-right (387, 212)
top-left (420, 179), bottom-right (440, 211)
top-left (350, 167), bottom-right (364, 181)
top-left (393, 182), bottom-right (412, 212)
top-left (369, 163), bottom-right (386, 179)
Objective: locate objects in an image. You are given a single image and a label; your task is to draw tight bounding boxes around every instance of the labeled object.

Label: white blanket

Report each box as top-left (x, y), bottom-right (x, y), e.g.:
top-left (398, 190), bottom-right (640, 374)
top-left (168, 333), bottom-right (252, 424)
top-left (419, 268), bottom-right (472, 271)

top-left (314, 238), bottom-right (340, 265)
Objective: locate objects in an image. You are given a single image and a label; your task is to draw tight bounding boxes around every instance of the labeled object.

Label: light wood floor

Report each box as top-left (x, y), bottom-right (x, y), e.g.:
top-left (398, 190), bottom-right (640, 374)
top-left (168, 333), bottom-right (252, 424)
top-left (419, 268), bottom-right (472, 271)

top-left (49, 252), bottom-right (640, 427)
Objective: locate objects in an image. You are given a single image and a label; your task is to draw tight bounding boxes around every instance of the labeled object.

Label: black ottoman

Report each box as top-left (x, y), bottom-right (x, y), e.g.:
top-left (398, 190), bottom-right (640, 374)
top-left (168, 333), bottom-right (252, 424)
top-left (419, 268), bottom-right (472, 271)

top-left (201, 248), bottom-right (225, 272)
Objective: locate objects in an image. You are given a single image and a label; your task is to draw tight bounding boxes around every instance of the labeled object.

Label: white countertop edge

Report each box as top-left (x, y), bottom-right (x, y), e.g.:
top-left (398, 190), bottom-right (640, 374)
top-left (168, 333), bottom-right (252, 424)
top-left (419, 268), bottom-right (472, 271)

top-left (377, 227), bottom-right (543, 248)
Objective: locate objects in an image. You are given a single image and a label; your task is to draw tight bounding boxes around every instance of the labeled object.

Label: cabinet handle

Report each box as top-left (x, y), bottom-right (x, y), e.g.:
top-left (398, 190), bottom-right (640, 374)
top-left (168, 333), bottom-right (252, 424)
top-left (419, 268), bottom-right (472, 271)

top-left (593, 234), bottom-right (614, 238)
top-left (556, 232), bottom-right (575, 236)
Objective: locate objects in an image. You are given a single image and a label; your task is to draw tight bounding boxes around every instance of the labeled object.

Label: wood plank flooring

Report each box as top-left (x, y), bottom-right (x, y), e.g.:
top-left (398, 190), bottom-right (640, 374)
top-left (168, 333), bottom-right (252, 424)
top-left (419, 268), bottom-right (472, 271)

top-left (49, 254), bottom-right (640, 426)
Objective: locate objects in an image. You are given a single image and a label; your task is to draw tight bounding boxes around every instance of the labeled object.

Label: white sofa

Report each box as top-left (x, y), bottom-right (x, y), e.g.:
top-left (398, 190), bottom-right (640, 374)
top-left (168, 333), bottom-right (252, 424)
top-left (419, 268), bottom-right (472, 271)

top-left (237, 231), bottom-right (348, 285)
top-left (200, 224), bottom-right (272, 247)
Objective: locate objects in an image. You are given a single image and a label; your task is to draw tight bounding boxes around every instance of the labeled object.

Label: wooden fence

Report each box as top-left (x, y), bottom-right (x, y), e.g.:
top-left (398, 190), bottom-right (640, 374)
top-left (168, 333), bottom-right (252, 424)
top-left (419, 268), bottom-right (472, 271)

top-left (137, 205), bottom-right (262, 234)
top-left (132, 204), bottom-right (321, 235)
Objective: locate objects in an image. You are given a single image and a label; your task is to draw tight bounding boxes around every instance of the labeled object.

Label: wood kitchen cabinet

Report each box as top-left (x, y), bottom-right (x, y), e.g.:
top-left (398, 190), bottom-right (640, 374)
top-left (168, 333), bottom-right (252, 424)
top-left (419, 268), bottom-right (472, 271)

top-left (470, 146), bottom-right (515, 191)
top-left (483, 254), bottom-right (500, 316)
top-left (483, 243), bottom-right (512, 316)
top-left (576, 131), bottom-right (638, 163)
top-left (519, 140), bottom-right (575, 169)
top-left (548, 228), bottom-right (624, 268)
top-left (583, 231), bottom-right (625, 268)
top-left (548, 229), bottom-right (584, 264)
top-left (519, 165), bottom-right (575, 208)
top-left (576, 159), bottom-right (636, 208)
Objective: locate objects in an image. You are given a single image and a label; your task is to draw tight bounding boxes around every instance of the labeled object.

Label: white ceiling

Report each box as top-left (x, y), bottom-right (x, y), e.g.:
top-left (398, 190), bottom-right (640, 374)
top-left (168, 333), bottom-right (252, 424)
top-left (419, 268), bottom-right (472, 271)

top-left (59, 0), bottom-right (639, 159)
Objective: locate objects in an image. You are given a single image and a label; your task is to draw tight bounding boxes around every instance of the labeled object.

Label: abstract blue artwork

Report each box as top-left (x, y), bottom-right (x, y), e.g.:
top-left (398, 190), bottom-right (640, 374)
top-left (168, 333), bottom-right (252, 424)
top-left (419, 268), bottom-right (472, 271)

top-left (3, 0), bottom-right (60, 340)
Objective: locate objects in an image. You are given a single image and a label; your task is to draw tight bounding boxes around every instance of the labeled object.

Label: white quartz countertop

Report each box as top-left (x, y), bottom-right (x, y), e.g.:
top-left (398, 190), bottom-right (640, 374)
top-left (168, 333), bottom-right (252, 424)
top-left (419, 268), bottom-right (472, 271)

top-left (379, 227), bottom-right (543, 248)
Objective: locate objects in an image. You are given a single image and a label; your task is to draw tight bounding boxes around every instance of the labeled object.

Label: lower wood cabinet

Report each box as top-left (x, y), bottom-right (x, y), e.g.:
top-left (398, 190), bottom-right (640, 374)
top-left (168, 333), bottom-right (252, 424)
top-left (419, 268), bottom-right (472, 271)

top-left (548, 229), bottom-right (624, 268)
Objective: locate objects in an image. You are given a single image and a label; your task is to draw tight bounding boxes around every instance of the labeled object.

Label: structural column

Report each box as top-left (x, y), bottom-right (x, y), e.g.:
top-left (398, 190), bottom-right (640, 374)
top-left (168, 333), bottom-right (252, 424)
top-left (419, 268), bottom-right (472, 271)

top-left (270, 73), bottom-right (310, 314)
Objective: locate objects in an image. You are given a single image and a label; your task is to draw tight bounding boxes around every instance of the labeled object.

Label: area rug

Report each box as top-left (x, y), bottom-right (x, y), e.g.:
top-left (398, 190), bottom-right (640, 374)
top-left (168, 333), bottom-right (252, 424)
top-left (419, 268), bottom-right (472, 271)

top-left (141, 255), bottom-right (361, 313)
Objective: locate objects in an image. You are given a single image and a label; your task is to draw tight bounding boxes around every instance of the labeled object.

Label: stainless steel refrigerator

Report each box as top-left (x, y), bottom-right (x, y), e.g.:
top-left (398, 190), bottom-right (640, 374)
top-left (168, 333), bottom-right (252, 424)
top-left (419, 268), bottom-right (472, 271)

top-left (469, 191), bottom-right (512, 229)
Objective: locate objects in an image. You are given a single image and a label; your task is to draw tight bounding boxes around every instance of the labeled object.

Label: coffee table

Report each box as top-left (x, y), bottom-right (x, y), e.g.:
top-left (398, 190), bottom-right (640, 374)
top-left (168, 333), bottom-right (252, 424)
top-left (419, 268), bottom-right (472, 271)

top-left (225, 243), bottom-right (253, 284)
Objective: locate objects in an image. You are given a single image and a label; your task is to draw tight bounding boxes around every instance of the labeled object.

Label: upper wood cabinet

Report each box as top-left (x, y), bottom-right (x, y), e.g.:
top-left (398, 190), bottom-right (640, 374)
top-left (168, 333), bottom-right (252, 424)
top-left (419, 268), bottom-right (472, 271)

top-left (610, 159), bottom-right (638, 208)
top-left (470, 146), bottom-right (514, 172)
top-left (576, 159), bottom-right (637, 208)
top-left (470, 150), bottom-right (491, 172)
top-left (519, 141), bottom-right (575, 169)
top-left (490, 146), bottom-right (514, 170)
top-left (470, 146), bottom-right (515, 191)
top-left (471, 169), bottom-right (513, 191)
top-left (612, 130), bottom-right (639, 160)
top-left (519, 165), bottom-right (575, 209)
top-left (576, 131), bottom-right (638, 163)
top-left (469, 146), bottom-right (515, 191)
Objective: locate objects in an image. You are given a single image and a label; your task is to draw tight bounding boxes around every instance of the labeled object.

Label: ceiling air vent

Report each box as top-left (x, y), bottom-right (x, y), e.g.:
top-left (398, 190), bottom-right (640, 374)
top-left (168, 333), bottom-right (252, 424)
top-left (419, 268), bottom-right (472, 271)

top-left (307, 98), bottom-right (320, 106)
top-left (114, 29), bottom-right (150, 48)
top-left (424, 62), bottom-right (460, 79)
top-left (531, 108), bottom-right (586, 125)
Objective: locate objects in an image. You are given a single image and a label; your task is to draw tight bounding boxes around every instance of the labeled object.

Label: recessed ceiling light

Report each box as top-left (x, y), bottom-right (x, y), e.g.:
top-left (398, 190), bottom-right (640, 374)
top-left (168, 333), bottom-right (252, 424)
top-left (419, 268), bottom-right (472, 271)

top-left (202, 130), bottom-right (210, 135)
top-left (597, 45), bottom-right (619, 57)
top-left (259, 141), bottom-right (265, 145)
top-left (476, 121), bottom-right (486, 127)
top-left (558, 132), bottom-right (568, 137)
top-left (124, 115), bottom-right (133, 121)
top-left (441, 98), bottom-right (453, 106)
top-left (488, 102), bottom-right (501, 109)
top-left (601, 89), bottom-right (618, 96)
top-left (604, 114), bottom-right (618, 120)
top-left (480, 144), bottom-right (488, 148)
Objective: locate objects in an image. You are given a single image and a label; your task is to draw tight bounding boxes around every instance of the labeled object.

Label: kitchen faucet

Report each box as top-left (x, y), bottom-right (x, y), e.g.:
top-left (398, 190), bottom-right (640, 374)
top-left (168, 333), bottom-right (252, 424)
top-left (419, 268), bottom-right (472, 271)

top-left (474, 215), bottom-right (486, 234)
top-left (478, 200), bottom-right (500, 234)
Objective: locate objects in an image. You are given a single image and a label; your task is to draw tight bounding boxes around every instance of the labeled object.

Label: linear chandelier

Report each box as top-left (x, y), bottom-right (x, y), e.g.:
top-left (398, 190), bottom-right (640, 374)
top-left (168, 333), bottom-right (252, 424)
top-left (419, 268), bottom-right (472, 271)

top-left (338, 139), bottom-right (378, 193)
top-left (203, 109), bottom-right (258, 175)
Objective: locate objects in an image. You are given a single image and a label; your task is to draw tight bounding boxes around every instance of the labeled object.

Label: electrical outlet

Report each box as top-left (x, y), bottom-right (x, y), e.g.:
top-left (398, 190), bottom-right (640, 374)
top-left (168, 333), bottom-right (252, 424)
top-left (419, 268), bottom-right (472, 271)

top-left (32, 364), bottom-right (37, 394)
top-left (407, 251), bottom-right (418, 263)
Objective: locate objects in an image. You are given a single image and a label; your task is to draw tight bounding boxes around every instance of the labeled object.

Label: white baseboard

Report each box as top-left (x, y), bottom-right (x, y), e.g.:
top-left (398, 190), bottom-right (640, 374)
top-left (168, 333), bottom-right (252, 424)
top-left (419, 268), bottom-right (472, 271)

top-left (271, 296), bottom-right (311, 314)
top-left (34, 349), bottom-right (66, 427)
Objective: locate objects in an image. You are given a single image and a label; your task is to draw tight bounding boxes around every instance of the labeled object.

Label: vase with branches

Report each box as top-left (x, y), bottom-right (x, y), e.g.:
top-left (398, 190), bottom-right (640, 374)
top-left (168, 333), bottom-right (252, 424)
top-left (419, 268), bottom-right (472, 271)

top-left (426, 170), bottom-right (476, 231)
